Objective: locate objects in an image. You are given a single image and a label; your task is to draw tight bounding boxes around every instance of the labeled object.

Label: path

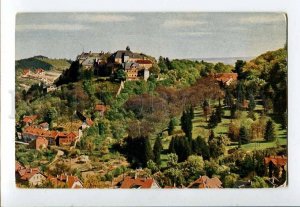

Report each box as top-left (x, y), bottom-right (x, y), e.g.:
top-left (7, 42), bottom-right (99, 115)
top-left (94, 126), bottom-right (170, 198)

top-left (48, 149), bottom-right (64, 166)
top-left (116, 80), bottom-right (125, 97)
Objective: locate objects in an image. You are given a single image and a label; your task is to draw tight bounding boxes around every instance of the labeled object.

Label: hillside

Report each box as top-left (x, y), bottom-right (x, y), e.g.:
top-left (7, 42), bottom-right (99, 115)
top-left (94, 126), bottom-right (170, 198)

top-left (16, 56), bottom-right (72, 72)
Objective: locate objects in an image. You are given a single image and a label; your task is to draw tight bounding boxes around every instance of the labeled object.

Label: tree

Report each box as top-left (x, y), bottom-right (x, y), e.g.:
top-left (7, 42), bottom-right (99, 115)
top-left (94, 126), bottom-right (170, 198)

top-left (168, 137), bottom-right (176, 153)
top-left (115, 68), bottom-right (126, 81)
top-left (234, 60), bottom-right (246, 79)
top-left (215, 104), bottom-right (223, 123)
top-left (224, 89), bottom-right (234, 107)
top-left (202, 100), bottom-right (210, 121)
top-left (143, 136), bottom-right (154, 166)
top-left (208, 137), bottom-right (225, 159)
top-left (264, 120), bottom-right (275, 141)
top-left (239, 126), bottom-right (249, 145)
top-left (44, 108), bottom-right (57, 129)
top-left (153, 135), bottom-right (163, 165)
top-left (147, 160), bottom-right (159, 173)
top-left (248, 93), bottom-right (256, 111)
top-left (181, 110), bottom-right (193, 139)
top-left (208, 130), bottom-right (215, 142)
top-left (158, 56), bottom-right (168, 73)
top-left (236, 81), bottom-right (246, 108)
top-left (192, 136), bottom-right (210, 160)
top-left (189, 106), bottom-right (194, 119)
top-left (168, 118), bottom-right (176, 135)
top-left (250, 176), bottom-right (268, 188)
top-left (208, 111), bottom-right (218, 128)
top-left (223, 173), bottom-right (239, 188)
top-left (166, 153), bottom-right (178, 168)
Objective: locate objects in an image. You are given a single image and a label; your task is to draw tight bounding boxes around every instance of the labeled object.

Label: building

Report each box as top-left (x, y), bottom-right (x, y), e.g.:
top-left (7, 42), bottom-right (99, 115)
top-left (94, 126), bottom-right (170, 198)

top-left (135, 59), bottom-right (153, 70)
top-left (17, 168), bottom-right (46, 187)
top-left (77, 51), bottom-right (105, 70)
top-left (35, 68), bottom-right (45, 76)
top-left (15, 160), bottom-right (25, 172)
top-left (188, 176), bottom-right (222, 188)
top-left (94, 104), bottom-right (107, 117)
top-left (22, 115), bottom-right (38, 126)
top-left (22, 69), bottom-right (31, 77)
top-left (213, 73), bottom-right (238, 86)
top-left (29, 136), bottom-right (48, 150)
top-left (120, 176), bottom-right (160, 189)
top-left (48, 174), bottom-right (83, 188)
top-left (39, 122), bottom-right (49, 130)
top-left (58, 132), bottom-right (78, 146)
top-left (22, 126), bottom-right (58, 144)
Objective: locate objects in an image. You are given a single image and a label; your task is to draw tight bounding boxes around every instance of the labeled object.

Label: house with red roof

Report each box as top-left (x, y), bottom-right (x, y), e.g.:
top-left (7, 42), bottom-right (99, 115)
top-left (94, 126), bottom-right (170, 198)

top-left (35, 68), bottom-right (45, 76)
top-left (15, 160), bottom-right (25, 172)
top-left (22, 126), bottom-right (58, 144)
top-left (22, 115), bottom-right (38, 126)
top-left (188, 176), bottom-right (222, 188)
top-left (94, 104), bottom-right (107, 117)
top-left (16, 167), bottom-right (46, 187)
top-left (214, 73), bottom-right (238, 86)
top-left (29, 136), bottom-right (48, 150)
top-left (48, 174), bottom-right (83, 188)
top-left (22, 69), bottom-right (31, 77)
top-left (119, 176), bottom-right (160, 189)
top-left (58, 132), bottom-right (78, 146)
top-left (135, 59), bottom-right (153, 70)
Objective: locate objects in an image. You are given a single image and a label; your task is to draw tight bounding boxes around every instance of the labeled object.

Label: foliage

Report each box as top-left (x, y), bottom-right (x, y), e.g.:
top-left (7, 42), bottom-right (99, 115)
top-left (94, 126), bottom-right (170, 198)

top-left (264, 119), bottom-right (275, 141)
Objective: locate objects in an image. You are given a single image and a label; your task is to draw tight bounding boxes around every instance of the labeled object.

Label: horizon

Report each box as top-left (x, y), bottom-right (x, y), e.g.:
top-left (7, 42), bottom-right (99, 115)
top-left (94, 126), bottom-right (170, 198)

top-left (16, 12), bottom-right (286, 60)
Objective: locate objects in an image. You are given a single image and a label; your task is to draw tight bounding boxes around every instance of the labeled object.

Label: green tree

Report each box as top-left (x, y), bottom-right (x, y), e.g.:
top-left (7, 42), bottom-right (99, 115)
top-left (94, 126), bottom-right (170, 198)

top-left (223, 173), bottom-right (239, 188)
top-left (234, 60), bottom-right (246, 79)
top-left (166, 153), bottom-right (178, 168)
top-left (153, 135), bottom-right (163, 165)
top-left (181, 110), bottom-right (193, 139)
top-left (251, 176), bottom-right (268, 188)
top-left (248, 93), bottom-right (256, 111)
top-left (264, 120), bottom-right (275, 141)
top-left (147, 160), bottom-right (159, 173)
top-left (202, 100), bottom-right (210, 121)
top-left (208, 111), bottom-right (218, 128)
top-left (168, 118), bottom-right (176, 135)
top-left (115, 68), bottom-right (126, 81)
top-left (239, 126), bottom-right (249, 145)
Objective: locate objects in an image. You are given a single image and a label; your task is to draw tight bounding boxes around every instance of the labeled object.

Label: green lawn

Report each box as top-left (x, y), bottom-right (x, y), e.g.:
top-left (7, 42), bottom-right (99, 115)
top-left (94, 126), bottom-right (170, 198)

top-left (160, 102), bottom-right (287, 155)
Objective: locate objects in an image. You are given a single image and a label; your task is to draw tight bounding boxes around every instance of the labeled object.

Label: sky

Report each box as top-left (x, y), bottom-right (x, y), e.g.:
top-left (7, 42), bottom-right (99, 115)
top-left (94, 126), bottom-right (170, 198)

top-left (16, 12), bottom-right (287, 60)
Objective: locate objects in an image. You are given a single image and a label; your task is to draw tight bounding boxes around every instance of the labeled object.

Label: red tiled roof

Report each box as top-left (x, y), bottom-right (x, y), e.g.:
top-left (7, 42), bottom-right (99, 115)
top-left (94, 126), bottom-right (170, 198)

top-left (188, 176), bottom-right (222, 188)
top-left (95, 104), bottom-right (107, 112)
top-left (22, 115), bottom-right (37, 123)
top-left (264, 156), bottom-right (287, 167)
top-left (35, 68), bottom-right (45, 74)
top-left (23, 69), bottom-right (30, 75)
top-left (214, 73), bottom-right (238, 83)
top-left (18, 168), bottom-right (42, 181)
top-left (15, 161), bottom-right (24, 172)
top-left (120, 176), bottom-right (156, 189)
top-left (86, 118), bottom-right (94, 126)
top-left (48, 174), bottom-right (83, 188)
top-left (23, 126), bottom-right (58, 139)
top-left (135, 59), bottom-right (152, 64)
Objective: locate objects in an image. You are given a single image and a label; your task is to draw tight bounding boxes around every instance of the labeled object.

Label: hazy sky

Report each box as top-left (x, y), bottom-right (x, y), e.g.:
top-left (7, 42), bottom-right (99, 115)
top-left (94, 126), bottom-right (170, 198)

top-left (16, 12), bottom-right (287, 60)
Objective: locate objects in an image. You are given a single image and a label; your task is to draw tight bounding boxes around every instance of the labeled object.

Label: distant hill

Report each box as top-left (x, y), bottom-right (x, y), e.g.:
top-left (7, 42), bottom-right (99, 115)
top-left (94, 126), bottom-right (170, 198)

top-left (189, 57), bottom-right (253, 65)
top-left (15, 56), bottom-right (72, 71)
